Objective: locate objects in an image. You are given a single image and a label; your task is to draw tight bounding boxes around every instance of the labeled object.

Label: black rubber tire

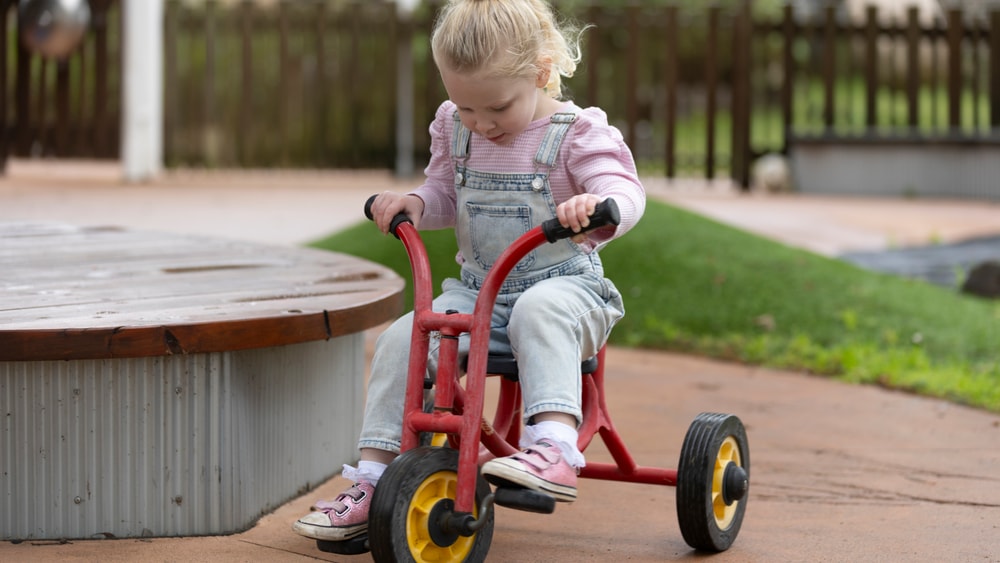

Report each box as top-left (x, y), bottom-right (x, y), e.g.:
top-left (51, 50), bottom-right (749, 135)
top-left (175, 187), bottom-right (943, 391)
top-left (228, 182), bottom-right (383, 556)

top-left (369, 446), bottom-right (494, 562)
top-left (676, 412), bottom-right (750, 552)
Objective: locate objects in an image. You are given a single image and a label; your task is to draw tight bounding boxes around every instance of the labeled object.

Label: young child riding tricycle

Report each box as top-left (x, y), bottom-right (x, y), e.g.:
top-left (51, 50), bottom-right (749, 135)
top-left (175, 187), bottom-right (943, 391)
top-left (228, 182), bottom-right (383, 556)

top-left (293, 0), bottom-right (749, 559)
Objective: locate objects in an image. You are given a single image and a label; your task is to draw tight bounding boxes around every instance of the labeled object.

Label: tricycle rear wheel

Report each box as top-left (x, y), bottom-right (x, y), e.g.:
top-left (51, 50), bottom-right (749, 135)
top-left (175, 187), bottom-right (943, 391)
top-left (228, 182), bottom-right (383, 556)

top-left (676, 412), bottom-right (750, 552)
top-left (369, 446), bottom-right (494, 562)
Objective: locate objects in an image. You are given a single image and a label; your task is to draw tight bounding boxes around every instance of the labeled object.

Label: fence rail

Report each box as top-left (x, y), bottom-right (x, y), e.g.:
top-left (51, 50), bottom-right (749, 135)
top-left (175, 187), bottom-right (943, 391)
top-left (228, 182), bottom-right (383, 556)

top-left (4, 1), bottom-right (1000, 189)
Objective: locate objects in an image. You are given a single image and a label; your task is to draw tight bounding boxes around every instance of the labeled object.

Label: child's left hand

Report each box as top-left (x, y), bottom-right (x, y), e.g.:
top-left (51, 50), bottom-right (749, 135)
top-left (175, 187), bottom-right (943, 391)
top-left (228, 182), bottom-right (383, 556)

top-left (556, 194), bottom-right (605, 243)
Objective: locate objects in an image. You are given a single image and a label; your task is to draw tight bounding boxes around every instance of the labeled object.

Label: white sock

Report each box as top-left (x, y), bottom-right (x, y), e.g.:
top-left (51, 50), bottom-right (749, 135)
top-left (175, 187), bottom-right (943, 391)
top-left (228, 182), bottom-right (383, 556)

top-left (521, 420), bottom-right (586, 469)
top-left (341, 460), bottom-right (387, 486)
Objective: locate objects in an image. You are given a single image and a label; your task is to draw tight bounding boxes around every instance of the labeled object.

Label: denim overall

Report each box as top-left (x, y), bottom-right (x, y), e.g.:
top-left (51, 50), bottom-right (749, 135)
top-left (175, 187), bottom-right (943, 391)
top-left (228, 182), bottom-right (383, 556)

top-left (358, 111), bottom-right (625, 456)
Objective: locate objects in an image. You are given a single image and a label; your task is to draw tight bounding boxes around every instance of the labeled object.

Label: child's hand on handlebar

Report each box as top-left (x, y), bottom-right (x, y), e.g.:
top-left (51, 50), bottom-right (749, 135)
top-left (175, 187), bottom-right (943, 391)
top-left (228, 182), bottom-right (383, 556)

top-left (556, 194), bottom-right (606, 243)
top-left (370, 192), bottom-right (425, 235)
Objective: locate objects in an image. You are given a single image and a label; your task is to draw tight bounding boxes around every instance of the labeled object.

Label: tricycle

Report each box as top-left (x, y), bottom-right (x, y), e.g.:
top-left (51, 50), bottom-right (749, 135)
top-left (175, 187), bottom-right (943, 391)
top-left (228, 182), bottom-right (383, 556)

top-left (318, 196), bottom-right (750, 561)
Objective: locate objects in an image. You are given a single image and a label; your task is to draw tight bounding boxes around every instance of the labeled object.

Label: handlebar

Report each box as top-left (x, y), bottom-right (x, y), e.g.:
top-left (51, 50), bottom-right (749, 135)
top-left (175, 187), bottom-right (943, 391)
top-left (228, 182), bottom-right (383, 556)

top-left (364, 194), bottom-right (621, 242)
top-left (364, 195), bottom-right (412, 239)
top-left (540, 198), bottom-right (620, 242)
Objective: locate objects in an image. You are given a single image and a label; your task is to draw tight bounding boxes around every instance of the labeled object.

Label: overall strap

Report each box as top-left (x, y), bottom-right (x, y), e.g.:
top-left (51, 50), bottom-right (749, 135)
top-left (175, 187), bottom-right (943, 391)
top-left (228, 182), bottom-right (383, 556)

top-left (451, 111), bottom-right (472, 160)
top-left (533, 112), bottom-right (578, 168)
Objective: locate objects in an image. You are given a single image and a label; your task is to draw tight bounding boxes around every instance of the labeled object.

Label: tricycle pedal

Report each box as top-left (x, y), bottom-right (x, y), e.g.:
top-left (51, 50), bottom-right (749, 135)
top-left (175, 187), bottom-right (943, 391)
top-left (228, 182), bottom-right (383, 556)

top-left (315, 534), bottom-right (370, 555)
top-left (493, 487), bottom-right (556, 514)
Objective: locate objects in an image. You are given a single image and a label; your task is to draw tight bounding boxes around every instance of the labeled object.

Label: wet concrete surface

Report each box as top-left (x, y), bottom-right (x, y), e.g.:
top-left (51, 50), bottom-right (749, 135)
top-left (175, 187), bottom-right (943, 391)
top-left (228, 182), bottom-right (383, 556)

top-left (841, 234), bottom-right (1000, 289)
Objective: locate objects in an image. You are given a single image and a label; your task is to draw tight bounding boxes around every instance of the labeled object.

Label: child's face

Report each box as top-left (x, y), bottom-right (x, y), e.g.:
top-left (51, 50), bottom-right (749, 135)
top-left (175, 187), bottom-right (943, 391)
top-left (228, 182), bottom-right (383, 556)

top-left (439, 64), bottom-right (548, 146)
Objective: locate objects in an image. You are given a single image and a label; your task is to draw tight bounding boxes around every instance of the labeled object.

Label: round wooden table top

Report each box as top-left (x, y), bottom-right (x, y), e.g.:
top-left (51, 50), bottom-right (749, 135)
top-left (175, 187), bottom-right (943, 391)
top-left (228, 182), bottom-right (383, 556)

top-left (0, 222), bottom-right (404, 361)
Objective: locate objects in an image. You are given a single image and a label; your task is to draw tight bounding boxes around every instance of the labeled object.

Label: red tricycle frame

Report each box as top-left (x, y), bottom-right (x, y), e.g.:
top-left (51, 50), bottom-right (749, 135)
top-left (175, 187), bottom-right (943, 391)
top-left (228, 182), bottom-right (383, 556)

top-left (318, 198), bottom-right (750, 561)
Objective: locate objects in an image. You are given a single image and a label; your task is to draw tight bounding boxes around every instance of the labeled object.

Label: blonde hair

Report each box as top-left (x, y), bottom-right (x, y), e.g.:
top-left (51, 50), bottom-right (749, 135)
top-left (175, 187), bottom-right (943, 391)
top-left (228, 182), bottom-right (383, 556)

top-left (430, 0), bottom-right (586, 100)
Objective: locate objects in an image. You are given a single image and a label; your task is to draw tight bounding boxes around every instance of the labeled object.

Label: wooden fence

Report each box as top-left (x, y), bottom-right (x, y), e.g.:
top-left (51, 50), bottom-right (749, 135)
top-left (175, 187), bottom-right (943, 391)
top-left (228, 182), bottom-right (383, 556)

top-left (4, 1), bottom-right (1000, 187)
top-left (0, 0), bottom-right (121, 166)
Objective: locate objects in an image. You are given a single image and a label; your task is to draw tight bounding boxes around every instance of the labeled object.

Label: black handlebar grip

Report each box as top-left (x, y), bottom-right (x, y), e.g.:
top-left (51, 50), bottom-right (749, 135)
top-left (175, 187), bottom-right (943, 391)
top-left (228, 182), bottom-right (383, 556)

top-left (364, 194), bottom-right (412, 239)
top-left (364, 194), bottom-right (378, 220)
top-left (541, 198), bottom-right (621, 243)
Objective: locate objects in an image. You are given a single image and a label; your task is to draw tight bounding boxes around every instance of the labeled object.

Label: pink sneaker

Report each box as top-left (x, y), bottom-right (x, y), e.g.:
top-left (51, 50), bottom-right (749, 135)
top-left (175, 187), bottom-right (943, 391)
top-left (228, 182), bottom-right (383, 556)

top-left (291, 481), bottom-right (374, 541)
top-left (480, 440), bottom-right (577, 502)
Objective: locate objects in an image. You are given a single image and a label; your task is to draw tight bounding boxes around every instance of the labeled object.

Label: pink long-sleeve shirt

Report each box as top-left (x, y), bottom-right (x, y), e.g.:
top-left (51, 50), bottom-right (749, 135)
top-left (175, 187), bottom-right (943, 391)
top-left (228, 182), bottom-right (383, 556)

top-left (411, 100), bottom-right (645, 254)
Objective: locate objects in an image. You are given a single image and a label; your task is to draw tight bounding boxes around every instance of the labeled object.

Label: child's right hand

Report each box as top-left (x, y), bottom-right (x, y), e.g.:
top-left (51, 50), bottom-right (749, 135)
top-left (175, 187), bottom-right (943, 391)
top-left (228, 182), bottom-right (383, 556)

top-left (368, 192), bottom-right (426, 235)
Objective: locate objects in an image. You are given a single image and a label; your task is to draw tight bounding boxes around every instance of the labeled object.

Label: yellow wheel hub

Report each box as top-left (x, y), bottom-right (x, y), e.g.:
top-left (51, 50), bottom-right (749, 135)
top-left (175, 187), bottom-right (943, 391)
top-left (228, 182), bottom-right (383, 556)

top-left (712, 436), bottom-right (742, 529)
top-left (406, 470), bottom-right (477, 562)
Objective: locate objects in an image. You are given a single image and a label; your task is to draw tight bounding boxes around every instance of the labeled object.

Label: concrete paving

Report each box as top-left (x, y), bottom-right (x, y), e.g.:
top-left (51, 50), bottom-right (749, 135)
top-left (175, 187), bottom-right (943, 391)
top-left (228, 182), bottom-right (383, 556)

top-left (2, 160), bottom-right (1000, 562)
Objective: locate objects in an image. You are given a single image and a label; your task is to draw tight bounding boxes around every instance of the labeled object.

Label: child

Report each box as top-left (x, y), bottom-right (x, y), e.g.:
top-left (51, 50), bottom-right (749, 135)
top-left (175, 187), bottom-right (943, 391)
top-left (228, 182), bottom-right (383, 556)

top-left (293, 0), bottom-right (645, 542)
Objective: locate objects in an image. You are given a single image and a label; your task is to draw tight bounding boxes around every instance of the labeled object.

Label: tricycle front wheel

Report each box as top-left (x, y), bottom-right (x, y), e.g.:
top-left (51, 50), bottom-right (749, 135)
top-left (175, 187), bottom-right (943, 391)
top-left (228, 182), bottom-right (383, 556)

top-left (676, 412), bottom-right (750, 552)
top-left (369, 446), bottom-right (494, 562)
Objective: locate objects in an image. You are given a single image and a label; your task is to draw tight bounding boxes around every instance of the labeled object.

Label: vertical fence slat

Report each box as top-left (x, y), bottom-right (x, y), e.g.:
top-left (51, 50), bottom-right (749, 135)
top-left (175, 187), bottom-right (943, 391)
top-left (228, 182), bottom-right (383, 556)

top-left (662, 5), bottom-right (677, 178)
top-left (971, 14), bottom-right (982, 132)
top-left (947, 8), bottom-right (963, 129)
top-left (906, 6), bottom-right (920, 128)
top-left (203, 1), bottom-right (216, 165)
top-left (239, 0), bottom-right (252, 166)
top-left (731, 1), bottom-right (752, 188)
top-left (586, 4), bottom-right (601, 113)
top-left (822, 4), bottom-right (836, 131)
top-left (349, 1), bottom-right (361, 167)
top-left (992, 10), bottom-right (1000, 128)
top-left (705, 6), bottom-right (718, 179)
top-left (163, 0), bottom-right (176, 165)
top-left (55, 61), bottom-right (70, 155)
top-left (781, 3), bottom-right (794, 153)
top-left (730, 7), bottom-right (743, 183)
top-left (0, 0), bottom-right (11, 169)
top-left (15, 24), bottom-right (31, 155)
top-left (92, 0), bottom-right (111, 157)
top-left (278, 0), bottom-right (289, 165)
top-left (864, 5), bottom-right (878, 129)
top-left (314, 0), bottom-right (328, 166)
top-left (625, 4), bottom-right (639, 151)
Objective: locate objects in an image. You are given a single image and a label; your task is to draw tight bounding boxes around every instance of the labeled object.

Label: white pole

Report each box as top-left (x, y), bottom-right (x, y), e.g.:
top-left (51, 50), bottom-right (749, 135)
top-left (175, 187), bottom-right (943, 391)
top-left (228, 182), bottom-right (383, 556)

top-left (121, 0), bottom-right (164, 182)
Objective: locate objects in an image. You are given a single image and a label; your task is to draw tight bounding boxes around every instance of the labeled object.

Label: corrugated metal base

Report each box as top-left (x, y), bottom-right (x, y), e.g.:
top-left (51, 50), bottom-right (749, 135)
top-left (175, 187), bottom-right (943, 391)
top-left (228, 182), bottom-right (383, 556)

top-left (790, 139), bottom-right (1000, 200)
top-left (0, 335), bottom-right (364, 540)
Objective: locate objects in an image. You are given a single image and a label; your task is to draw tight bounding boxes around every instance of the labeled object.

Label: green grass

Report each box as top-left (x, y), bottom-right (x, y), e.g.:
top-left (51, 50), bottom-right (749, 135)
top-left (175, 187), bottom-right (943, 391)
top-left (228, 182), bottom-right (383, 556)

top-left (311, 200), bottom-right (1000, 413)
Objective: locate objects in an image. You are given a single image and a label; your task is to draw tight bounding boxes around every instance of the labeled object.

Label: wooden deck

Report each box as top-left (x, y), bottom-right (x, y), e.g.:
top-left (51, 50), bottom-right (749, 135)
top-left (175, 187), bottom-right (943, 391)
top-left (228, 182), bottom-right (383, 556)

top-left (0, 221), bottom-right (403, 360)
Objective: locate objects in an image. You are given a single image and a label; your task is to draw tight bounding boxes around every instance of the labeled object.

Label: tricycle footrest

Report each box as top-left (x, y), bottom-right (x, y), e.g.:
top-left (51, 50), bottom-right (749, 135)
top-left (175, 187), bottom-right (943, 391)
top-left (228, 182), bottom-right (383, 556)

top-left (316, 534), bottom-right (370, 555)
top-left (493, 487), bottom-right (556, 514)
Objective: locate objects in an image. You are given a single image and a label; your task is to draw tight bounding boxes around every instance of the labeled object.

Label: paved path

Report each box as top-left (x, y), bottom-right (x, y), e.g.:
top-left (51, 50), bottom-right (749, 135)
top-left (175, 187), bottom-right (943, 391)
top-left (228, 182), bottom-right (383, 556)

top-left (2, 161), bottom-right (999, 561)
